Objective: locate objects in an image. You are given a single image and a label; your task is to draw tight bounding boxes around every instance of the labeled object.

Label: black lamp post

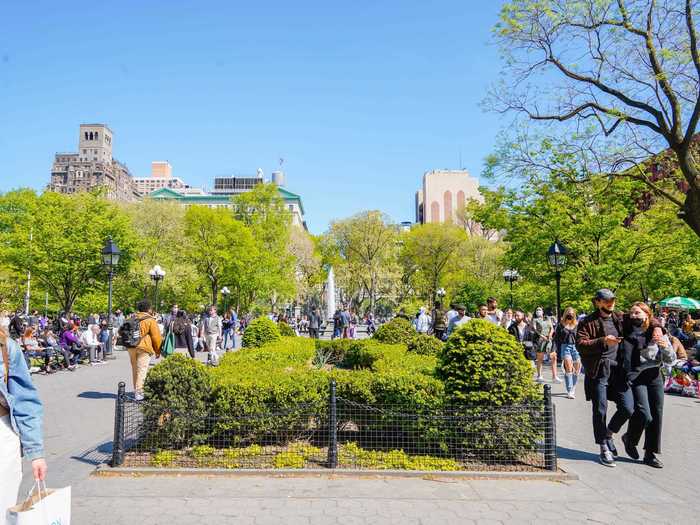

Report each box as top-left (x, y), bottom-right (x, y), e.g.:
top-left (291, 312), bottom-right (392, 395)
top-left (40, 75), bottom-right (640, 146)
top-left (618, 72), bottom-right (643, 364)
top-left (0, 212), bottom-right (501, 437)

top-left (221, 287), bottom-right (230, 313)
top-left (149, 265), bottom-right (166, 314)
top-left (547, 240), bottom-right (569, 320)
top-left (503, 269), bottom-right (519, 309)
top-left (101, 237), bottom-right (121, 359)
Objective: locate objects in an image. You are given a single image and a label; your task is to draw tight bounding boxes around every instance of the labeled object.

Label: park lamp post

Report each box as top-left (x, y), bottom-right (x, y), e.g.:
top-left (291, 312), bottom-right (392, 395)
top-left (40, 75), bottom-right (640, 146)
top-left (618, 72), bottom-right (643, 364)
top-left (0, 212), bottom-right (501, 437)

top-left (101, 237), bottom-right (121, 359)
top-left (221, 286), bottom-right (231, 313)
top-left (547, 240), bottom-right (569, 320)
top-left (149, 265), bottom-right (166, 314)
top-left (436, 287), bottom-right (446, 307)
top-left (503, 269), bottom-right (519, 310)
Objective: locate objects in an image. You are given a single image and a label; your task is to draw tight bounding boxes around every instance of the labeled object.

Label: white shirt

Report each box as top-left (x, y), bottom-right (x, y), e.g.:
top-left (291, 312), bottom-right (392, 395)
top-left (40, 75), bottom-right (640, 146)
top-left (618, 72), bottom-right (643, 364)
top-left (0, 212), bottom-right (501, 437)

top-left (416, 313), bottom-right (432, 334)
top-left (80, 328), bottom-right (99, 346)
top-left (447, 315), bottom-right (471, 336)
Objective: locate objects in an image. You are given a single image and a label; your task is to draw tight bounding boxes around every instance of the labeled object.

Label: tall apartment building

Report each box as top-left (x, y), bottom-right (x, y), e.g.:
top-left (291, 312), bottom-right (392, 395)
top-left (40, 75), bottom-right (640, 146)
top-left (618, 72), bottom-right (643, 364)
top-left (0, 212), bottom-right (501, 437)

top-left (132, 161), bottom-right (188, 195)
top-left (48, 124), bottom-right (140, 201)
top-left (415, 169), bottom-right (482, 224)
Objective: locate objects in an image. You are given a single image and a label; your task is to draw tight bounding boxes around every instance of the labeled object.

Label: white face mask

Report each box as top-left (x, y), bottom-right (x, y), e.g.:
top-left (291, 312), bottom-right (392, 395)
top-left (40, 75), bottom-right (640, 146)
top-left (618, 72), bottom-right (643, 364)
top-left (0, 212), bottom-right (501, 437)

top-left (535, 310), bottom-right (543, 317)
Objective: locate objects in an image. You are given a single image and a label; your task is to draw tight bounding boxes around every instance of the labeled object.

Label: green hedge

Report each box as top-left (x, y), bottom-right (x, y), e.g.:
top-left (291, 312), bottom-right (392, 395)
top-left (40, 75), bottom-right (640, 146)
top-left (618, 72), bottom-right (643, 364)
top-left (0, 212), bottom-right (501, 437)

top-left (278, 321), bottom-right (296, 337)
top-left (242, 317), bottom-right (282, 348)
top-left (407, 334), bottom-right (444, 356)
top-left (372, 317), bottom-right (416, 344)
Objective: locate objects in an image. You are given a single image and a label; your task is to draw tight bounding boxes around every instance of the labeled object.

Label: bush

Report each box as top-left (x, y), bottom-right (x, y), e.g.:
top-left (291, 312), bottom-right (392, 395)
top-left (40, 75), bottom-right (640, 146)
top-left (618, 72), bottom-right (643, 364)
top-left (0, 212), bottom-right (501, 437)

top-left (436, 319), bottom-right (541, 461)
top-left (278, 321), bottom-right (296, 337)
top-left (437, 319), bottom-right (538, 406)
top-left (407, 334), bottom-right (444, 356)
top-left (242, 317), bottom-right (282, 348)
top-left (373, 318), bottom-right (416, 345)
top-left (143, 353), bottom-right (213, 449)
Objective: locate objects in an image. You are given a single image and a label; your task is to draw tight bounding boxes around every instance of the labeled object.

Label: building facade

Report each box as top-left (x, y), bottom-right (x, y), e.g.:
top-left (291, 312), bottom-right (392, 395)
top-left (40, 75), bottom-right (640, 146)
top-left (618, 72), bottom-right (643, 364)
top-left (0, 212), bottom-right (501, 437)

top-left (149, 171), bottom-right (307, 230)
top-left (415, 169), bottom-right (482, 224)
top-left (48, 124), bottom-right (140, 201)
top-left (133, 161), bottom-right (189, 195)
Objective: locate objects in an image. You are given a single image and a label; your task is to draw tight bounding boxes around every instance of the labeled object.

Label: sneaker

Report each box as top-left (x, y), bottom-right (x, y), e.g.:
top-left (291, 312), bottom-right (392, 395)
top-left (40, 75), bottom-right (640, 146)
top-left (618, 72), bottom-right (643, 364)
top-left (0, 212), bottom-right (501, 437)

top-left (606, 437), bottom-right (618, 458)
top-left (536, 376), bottom-right (545, 383)
top-left (643, 454), bottom-right (663, 469)
top-left (599, 449), bottom-right (616, 467)
top-left (553, 376), bottom-right (563, 384)
top-left (566, 390), bottom-right (575, 399)
top-left (29, 366), bottom-right (41, 373)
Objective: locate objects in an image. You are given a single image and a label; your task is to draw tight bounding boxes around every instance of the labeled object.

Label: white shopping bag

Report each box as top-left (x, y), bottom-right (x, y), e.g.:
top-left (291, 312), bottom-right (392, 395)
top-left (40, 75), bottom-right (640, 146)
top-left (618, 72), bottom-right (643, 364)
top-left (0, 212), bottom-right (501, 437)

top-left (7, 482), bottom-right (71, 525)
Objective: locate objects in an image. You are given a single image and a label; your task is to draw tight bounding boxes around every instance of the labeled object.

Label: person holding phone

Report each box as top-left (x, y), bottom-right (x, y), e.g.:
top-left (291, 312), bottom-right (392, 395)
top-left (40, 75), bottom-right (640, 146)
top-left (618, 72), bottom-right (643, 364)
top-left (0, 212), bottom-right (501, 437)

top-left (576, 289), bottom-right (634, 468)
top-left (1, 326), bottom-right (47, 523)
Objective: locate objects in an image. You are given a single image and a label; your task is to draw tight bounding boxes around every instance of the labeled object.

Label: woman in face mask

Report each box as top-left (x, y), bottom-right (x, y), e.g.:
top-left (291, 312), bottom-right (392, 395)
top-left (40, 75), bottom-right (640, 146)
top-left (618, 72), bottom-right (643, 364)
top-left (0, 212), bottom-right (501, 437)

top-left (619, 302), bottom-right (675, 468)
top-left (532, 306), bottom-right (560, 384)
top-left (555, 307), bottom-right (581, 399)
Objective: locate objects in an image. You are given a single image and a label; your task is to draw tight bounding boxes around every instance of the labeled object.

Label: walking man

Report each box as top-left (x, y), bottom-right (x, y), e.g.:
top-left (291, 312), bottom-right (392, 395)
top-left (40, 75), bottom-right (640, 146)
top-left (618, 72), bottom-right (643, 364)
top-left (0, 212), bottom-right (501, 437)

top-left (201, 305), bottom-right (222, 354)
top-left (128, 300), bottom-right (161, 401)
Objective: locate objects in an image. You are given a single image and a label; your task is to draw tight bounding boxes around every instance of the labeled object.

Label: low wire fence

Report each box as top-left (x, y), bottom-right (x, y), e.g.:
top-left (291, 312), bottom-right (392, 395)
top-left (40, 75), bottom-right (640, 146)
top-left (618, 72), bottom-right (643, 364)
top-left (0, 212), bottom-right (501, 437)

top-left (111, 381), bottom-right (557, 472)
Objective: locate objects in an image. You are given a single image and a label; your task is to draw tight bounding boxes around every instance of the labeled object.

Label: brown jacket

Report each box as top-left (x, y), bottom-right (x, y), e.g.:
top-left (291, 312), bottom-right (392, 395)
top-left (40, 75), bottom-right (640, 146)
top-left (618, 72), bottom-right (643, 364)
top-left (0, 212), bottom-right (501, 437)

top-left (576, 311), bottom-right (625, 378)
top-left (135, 312), bottom-right (162, 357)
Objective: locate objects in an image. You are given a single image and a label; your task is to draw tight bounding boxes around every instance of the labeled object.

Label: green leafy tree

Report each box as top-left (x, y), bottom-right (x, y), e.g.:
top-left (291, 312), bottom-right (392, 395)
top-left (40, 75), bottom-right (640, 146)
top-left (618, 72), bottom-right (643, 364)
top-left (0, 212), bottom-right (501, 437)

top-left (490, 0), bottom-right (700, 238)
top-left (0, 190), bottom-right (136, 313)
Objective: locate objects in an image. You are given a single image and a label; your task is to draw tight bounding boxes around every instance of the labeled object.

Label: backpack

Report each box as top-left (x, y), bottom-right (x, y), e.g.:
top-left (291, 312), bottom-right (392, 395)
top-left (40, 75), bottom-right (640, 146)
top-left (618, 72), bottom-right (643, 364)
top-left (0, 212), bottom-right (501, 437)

top-left (118, 317), bottom-right (144, 348)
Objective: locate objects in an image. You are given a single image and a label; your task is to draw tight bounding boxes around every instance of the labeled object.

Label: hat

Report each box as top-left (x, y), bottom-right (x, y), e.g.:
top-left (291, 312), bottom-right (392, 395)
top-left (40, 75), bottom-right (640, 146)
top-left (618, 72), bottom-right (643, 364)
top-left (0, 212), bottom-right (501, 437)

top-left (454, 304), bottom-right (467, 311)
top-left (594, 289), bottom-right (616, 301)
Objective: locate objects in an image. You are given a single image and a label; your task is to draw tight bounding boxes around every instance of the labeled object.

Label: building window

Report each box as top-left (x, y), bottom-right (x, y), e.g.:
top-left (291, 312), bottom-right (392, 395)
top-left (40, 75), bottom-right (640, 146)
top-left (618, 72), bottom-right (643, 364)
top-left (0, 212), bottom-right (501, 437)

top-left (84, 132), bottom-right (88, 140)
top-left (457, 190), bottom-right (466, 211)
top-left (430, 201), bottom-right (440, 223)
top-left (95, 131), bottom-right (98, 140)
top-left (443, 190), bottom-right (453, 223)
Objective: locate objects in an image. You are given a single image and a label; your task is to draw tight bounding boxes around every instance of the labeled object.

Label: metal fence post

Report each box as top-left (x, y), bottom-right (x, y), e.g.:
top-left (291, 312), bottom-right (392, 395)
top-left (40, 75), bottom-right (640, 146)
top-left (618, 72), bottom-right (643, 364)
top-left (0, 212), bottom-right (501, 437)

top-left (327, 379), bottom-right (338, 468)
top-left (543, 384), bottom-right (557, 471)
top-left (112, 381), bottom-right (126, 467)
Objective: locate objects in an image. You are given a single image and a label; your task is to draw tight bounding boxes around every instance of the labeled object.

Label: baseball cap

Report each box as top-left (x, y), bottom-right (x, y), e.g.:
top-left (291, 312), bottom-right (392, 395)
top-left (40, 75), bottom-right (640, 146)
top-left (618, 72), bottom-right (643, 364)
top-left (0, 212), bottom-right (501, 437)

top-left (594, 289), bottom-right (616, 301)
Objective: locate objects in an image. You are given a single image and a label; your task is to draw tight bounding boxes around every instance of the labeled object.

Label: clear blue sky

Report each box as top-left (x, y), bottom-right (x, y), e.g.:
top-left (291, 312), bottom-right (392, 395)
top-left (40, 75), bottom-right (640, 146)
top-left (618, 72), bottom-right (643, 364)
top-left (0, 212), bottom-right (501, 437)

top-left (0, 0), bottom-right (506, 233)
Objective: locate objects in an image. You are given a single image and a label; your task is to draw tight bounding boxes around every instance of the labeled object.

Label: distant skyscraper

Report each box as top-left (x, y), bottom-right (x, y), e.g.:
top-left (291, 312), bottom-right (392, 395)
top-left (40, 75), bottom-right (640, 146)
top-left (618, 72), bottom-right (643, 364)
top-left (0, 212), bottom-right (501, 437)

top-left (48, 124), bottom-right (139, 201)
top-left (133, 161), bottom-right (188, 195)
top-left (415, 169), bottom-right (482, 225)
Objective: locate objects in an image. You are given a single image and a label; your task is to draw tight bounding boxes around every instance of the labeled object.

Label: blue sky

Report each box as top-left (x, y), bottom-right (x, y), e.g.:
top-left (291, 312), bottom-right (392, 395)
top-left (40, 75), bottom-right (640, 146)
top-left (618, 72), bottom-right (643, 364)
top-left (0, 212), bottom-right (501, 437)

top-left (0, 1), bottom-right (506, 233)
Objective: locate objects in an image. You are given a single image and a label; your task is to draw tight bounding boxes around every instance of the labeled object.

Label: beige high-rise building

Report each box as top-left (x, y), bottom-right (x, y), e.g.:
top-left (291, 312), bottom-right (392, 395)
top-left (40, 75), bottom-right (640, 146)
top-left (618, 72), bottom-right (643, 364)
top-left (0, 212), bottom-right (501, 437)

top-left (132, 161), bottom-right (188, 195)
top-left (415, 169), bottom-right (482, 224)
top-left (48, 124), bottom-right (140, 201)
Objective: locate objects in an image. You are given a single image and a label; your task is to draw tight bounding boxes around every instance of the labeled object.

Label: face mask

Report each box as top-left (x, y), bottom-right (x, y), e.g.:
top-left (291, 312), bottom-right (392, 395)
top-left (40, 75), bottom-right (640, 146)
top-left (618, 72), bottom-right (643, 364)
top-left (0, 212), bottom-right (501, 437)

top-left (535, 310), bottom-right (543, 317)
top-left (630, 317), bottom-right (644, 327)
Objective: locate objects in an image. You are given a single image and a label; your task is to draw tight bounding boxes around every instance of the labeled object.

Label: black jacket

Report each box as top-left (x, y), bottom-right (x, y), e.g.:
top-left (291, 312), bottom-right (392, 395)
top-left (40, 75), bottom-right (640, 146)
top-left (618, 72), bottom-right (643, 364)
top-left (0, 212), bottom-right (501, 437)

top-left (508, 322), bottom-right (533, 344)
top-left (172, 321), bottom-right (194, 353)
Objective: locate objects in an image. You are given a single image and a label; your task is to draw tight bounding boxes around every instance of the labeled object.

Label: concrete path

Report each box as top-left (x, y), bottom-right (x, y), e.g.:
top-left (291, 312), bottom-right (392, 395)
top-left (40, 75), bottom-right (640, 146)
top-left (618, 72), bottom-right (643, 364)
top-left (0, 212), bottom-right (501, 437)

top-left (19, 350), bottom-right (699, 524)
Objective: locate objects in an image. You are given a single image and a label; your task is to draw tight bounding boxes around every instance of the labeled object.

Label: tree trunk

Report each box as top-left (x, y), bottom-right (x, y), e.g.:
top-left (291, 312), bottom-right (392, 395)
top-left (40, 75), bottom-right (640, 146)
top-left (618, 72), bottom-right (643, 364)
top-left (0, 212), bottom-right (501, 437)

top-left (675, 148), bottom-right (700, 238)
top-left (210, 278), bottom-right (218, 307)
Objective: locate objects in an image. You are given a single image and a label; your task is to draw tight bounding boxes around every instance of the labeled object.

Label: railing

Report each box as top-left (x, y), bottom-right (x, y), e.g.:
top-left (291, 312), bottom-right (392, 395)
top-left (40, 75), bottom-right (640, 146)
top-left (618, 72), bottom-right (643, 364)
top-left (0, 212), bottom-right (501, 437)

top-left (111, 381), bottom-right (557, 472)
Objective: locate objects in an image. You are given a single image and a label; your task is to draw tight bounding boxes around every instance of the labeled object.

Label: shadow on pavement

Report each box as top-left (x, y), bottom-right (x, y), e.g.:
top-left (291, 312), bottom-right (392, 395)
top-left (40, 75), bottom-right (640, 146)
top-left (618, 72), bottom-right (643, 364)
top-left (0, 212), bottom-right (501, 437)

top-left (78, 391), bottom-right (117, 399)
top-left (557, 446), bottom-right (639, 465)
top-left (71, 439), bottom-right (114, 466)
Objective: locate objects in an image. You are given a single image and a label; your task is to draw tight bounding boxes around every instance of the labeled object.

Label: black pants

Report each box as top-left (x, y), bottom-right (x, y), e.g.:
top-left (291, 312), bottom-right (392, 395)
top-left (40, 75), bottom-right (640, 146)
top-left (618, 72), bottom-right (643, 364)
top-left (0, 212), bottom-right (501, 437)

top-left (585, 368), bottom-right (634, 444)
top-left (434, 329), bottom-right (445, 341)
top-left (626, 368), bottom-right (664, 454)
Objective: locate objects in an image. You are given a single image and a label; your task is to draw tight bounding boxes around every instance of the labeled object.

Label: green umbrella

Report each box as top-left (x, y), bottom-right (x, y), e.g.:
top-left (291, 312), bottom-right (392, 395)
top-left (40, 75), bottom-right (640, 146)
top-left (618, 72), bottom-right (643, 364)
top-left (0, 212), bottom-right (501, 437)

top-left (658, 296), bottom-right (700, 310)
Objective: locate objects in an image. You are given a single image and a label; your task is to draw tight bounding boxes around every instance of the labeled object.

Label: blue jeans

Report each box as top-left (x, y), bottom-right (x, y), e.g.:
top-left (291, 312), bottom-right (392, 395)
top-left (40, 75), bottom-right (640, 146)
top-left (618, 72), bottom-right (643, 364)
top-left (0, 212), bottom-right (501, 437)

top-left (560, 344), bottom-right (581, 362)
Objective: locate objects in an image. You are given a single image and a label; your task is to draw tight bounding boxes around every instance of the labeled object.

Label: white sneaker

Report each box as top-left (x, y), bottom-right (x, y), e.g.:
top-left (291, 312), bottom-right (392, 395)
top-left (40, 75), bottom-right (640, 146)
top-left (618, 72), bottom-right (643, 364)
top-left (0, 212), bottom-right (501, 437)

top-left (29, 366), bottom-right (41, 373)
top-left (566, 390), bottom-right (575, 399)
top-left (553, 376), bottom-right (563, 383)
top-left (536, 376), bottom-right (545, 383)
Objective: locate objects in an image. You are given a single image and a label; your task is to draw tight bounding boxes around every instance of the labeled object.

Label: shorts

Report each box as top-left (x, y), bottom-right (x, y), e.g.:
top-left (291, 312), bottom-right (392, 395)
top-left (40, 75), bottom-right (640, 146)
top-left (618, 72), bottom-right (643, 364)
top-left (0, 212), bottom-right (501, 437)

top-left (560, 343), bottom-right (581, 361)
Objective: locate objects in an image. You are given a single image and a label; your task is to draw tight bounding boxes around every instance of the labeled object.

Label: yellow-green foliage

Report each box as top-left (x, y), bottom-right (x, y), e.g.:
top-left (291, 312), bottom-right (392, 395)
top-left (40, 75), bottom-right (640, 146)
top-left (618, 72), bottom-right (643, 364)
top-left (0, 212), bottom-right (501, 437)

top-left (339, 442), bottom-right (460, 471)
top-left (151, 450), bottom-right (178, 467)
top-left (274, 452), bottom-right (305, 469)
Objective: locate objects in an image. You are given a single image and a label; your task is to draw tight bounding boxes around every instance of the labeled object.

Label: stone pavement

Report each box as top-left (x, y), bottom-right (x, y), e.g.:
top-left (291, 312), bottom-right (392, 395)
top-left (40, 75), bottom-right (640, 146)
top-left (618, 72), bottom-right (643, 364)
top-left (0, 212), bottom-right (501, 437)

top-left (19, 350), bottom-right (700, 524)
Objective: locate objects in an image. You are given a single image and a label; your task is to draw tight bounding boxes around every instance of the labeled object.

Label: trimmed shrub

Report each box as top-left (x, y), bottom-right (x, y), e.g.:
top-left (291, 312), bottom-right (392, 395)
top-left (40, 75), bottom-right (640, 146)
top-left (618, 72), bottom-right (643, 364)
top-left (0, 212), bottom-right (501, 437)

top-left (436, 319), bottom-right (541, 461)
top-left (372, 317), bottom-right (416, 345)
top-left (143, 354), bottom-right (212, 448)
top-left (408, 334), bottom-right (444, 356)
top-left (278, 321), bottom-right (296, 337)
top-left (242, 317), bottom-right (282, 348)
top-left (437, 319), bottom-right (538, 406)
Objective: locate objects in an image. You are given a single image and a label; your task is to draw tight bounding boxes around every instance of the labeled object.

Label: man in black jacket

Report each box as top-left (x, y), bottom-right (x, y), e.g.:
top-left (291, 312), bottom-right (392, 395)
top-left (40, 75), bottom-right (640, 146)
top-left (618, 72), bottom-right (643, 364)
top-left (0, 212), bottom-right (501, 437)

top-left (508, 310), bottom-right (535, 360)
top-left (576, 289), bottom-right (633, 468)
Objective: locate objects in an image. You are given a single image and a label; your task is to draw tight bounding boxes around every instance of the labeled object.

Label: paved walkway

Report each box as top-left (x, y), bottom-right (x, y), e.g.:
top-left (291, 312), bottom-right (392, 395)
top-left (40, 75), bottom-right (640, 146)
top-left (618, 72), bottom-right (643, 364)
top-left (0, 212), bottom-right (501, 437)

top-left (19, 350), bottom-right (700, 524)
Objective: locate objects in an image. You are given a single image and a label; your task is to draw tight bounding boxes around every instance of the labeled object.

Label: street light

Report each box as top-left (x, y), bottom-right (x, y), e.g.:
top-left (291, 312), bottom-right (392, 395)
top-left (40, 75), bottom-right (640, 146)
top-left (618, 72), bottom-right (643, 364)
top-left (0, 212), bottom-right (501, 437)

top-left (503, 269), bottom-right (519, 309)
top-left (547, 240), bottom-right (569, 320)
top-left (149, 265), bottom-right (166, 314)
top-left (101, 237), bottom-right (121, 359)
top-left (220, 286), bottom-right (231, 313)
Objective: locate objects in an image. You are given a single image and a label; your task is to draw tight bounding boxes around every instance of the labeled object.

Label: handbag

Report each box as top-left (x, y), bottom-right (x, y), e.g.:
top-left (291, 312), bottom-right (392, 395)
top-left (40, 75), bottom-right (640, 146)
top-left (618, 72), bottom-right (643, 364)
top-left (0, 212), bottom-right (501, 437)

top-left (160, 326), bottom-right (175, 358)
top-left (7, 481), bottom-right (71, 525)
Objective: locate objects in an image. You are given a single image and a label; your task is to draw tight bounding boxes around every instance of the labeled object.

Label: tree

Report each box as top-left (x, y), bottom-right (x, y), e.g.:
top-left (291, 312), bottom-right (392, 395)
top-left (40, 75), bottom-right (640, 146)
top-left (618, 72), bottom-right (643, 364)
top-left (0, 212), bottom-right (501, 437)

top-left (491, 0), bottom-right (700, 238)
top-left (233, 184), bottom-right (295, 310)
top-left (0, 190), bottom-right (136, 313)
top-left (324, 211), bottom-right (399, 314)
top-left (288, 228), bottom-right (323, 308)
top-left (184, 206), bottom-right (256, 307)
top-left (399, 224), bottom-right (467, 307)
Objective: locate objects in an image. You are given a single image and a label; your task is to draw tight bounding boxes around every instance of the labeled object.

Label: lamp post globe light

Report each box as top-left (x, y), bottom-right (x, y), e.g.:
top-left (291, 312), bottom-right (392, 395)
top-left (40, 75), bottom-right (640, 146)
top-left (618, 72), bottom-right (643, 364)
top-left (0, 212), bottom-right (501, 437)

top-left (503, 269), bottom-right (519, 309)
top-left (101, 237), bottom-right (121, 359)
top-left (149, 265), bottom-right (166, 314)
top-left (547, 240), bottom-right (569, 320)
top-left (220, 286), bottom-right (231, 313)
